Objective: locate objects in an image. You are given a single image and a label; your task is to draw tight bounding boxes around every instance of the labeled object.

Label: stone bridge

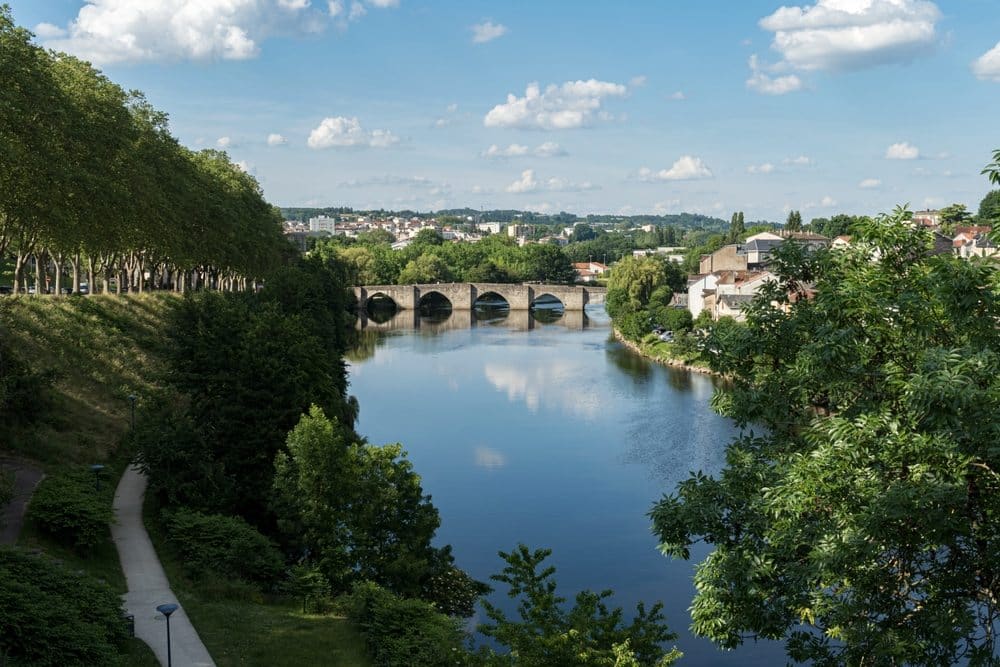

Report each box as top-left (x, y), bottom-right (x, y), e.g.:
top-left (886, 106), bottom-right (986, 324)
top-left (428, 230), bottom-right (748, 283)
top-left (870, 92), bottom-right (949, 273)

top-left (353, 283), bottom-right (606, 311)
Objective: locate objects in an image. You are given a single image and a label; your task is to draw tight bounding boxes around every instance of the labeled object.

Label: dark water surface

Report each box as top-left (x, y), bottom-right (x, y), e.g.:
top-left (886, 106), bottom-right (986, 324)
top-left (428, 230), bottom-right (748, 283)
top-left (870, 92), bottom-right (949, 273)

top-left (347, 306), bottom-right (784, 664)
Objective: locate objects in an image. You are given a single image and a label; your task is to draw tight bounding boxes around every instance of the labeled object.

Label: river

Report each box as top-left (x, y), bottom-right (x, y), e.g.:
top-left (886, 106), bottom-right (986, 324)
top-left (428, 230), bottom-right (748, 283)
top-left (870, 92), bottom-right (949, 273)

top-left (347, 305), bottom-right (784, 664)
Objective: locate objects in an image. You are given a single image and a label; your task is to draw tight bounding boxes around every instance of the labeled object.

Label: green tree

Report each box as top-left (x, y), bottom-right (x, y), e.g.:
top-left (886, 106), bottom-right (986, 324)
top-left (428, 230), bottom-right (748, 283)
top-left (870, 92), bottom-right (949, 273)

top-left (571, 223), bottom-right (597, 242)
top-left (398, 253), bottom-right (453, 284)
top-left (977, 190), bottom-right (1000, 224)
top-left (606, 256), bottom-right (685, 319)
top-left (477, 544), bottom-right (681, 666)
top-left (727, 211), bottom-right (745, 243)
top-left (938, 202), bottom-right (972, 235)
top-left (785, 210), bottom-right (802, 232)
top-left (651, 204), bottom-right (1000, 664)
top-left (273, 407), bottom-right (485, 614)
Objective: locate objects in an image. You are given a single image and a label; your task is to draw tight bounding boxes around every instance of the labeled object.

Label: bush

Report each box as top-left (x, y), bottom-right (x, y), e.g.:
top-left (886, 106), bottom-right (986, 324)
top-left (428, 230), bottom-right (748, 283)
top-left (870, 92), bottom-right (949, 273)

top-left (0, 331), bottom-right (53, 428)
top-left (616, 310), bottom-right (650, 342)
top-left (30, 470), bottom-right (113, 552)
top-left (163, 508), bottom-right (285, 586)
top-left (342, 581), bottom-right (470, 667)
top-left (0, 466), bottom-right (14, 519)
top-left (0, 548), bottom-right (129, 666)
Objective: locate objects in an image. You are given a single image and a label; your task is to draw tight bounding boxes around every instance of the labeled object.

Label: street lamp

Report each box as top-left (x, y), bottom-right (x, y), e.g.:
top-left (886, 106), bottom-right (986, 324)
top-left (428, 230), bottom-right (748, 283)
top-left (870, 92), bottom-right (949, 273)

top-left (127, 394), bottom-right (137, 432)
top-left (89, 464), bottom-right (105, 491)
top-left (156, 603), bottom-right (179, 667)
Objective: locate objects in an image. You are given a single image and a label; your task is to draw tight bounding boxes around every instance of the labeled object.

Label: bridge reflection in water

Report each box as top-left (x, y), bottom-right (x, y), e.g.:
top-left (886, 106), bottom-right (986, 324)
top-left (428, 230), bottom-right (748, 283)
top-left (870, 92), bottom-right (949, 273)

top-left (356, 306), bottom-right (592, 332)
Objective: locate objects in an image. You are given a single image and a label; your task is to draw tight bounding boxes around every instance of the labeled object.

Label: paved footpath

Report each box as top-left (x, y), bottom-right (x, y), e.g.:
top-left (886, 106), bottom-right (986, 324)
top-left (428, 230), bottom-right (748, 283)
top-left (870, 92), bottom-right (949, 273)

top-left (112, 465), bottom-right (215, 667)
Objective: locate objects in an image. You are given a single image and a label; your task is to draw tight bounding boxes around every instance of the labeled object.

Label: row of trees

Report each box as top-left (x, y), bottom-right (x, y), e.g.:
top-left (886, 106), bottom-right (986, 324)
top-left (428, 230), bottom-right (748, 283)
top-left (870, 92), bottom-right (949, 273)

top-left (313, 230), bottom-right (577, 285)
top-left (1, 8), bottom-right (288, 296)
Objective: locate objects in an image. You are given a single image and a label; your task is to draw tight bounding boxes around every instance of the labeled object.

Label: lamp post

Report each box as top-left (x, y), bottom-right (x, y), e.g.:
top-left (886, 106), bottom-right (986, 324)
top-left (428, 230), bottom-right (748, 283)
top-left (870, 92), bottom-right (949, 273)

top-left (127, 394), bottom-right (137, 432)
top-left (89, 464), bottom-right (105, 491)
top-left (156, 603), bottom-right (179, 667)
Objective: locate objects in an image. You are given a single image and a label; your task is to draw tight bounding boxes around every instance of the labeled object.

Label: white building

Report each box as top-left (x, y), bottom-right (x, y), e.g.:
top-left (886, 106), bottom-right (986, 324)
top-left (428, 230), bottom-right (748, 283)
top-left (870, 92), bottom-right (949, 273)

top-left (308, 215), bottom-right (336, 234)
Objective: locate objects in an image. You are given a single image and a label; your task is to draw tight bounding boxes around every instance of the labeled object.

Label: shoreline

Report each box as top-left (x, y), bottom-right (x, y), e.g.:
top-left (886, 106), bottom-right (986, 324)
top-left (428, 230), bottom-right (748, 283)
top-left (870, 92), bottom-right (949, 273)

top-left (612, 328), bottom-right (723, 377)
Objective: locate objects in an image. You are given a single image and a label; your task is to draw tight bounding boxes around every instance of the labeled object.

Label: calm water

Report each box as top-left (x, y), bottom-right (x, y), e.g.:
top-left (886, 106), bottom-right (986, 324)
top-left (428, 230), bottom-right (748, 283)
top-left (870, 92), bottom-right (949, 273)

top-left (347, 306), bottom-right (784, 664)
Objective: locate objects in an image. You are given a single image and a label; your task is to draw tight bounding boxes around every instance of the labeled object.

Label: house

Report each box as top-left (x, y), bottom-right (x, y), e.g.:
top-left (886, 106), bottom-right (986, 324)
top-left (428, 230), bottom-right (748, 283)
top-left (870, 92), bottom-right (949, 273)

top-left (687, 273), bottom-right (720, 319)
top-left (716, 294), bottom-right (755, 320)
top-left (831, 235), bottom-right (852, 249)
top-left (572, 262), bottom-right (608, 283)
top-left (738, 239), bottom-right (783, 268)
top-left (699, 244), bottom-right (747, 274)
top-left (912, 209), bottom-right (942, 229)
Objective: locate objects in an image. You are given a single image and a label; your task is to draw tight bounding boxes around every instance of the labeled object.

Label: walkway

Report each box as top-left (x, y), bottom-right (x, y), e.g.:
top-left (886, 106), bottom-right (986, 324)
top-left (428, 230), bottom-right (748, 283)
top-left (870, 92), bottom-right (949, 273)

top-left (112, 465), bottom-right (215, 667)
top-left (0, 456), bottom-right (45, 545)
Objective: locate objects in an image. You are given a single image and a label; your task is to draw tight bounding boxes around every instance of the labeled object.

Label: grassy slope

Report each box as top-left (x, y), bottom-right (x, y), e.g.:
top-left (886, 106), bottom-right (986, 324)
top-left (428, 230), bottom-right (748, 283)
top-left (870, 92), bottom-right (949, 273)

top-left (3, 294), bottom-right (370, 666)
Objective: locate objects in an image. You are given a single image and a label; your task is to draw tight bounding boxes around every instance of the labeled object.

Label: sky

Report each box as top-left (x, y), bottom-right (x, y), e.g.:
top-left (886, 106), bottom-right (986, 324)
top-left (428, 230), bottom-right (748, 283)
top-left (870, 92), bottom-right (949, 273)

top-left (8, 0), bottom-right (1000, 220)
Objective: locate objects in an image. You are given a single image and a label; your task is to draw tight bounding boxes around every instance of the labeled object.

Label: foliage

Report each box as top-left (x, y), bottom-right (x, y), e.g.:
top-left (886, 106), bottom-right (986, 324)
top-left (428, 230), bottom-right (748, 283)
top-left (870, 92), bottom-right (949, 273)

top-left (651, 203), bottom-right (1000, 664)
top-left (342, 581), bottom-right (470, 667)
top-left (477, 544), bottom-right (681, 667)
top-left (978, 190), bottom-right (1000, 224)
top-left (140, 259), bottom-right (356, 525)
top-left (938, 203), bottom-right (972, 235)
top-left (982, 148), bottom-right (1000, 186)
top-left (398, 253), bottom-right (454, 284)
top-left (613, 311), bottom-right (651, 343)
top-left (606, 256), bottom-right (684, 319)
top-left (785, 209), bottom-right (802, 232)
top-left (727, 211), bottom-right (745, 243)
top-left (0, 466), bottom-right (13, 519)
top-left (29, 470), bottom-right (113, 553)
top-left (273, 406), bottom-right (485, 614)
top-left (163, 508), bottom-right (285, 586)
top-left (0, 548), bottom-right (129, 666)
top-left (286, 563), bottom-right (332, 613)
top-left (0, 330), bottom-right (53, 428)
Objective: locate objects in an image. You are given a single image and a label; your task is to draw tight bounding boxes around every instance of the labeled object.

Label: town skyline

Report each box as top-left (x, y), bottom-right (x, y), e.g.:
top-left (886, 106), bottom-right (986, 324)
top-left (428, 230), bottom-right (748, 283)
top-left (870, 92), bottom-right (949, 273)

top-left (10, 0), bottom-right (1000, 219)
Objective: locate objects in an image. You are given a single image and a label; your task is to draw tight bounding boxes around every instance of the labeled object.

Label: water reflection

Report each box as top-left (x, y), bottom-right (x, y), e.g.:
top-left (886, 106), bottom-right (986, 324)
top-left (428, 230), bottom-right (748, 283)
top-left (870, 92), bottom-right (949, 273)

top-left (356, 306), bottom-right (590, 332)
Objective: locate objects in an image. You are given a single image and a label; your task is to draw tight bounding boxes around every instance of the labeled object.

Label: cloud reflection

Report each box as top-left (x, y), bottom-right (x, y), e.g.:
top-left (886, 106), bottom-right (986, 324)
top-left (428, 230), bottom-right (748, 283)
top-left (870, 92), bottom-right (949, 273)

top-left (483, 361), bottom-right (601, 419)
top-left (474, 446), bottom-right (506, 468)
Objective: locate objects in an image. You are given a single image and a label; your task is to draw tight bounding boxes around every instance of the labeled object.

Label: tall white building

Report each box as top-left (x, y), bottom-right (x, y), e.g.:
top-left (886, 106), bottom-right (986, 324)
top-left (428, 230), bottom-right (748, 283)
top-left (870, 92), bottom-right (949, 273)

top-left (308, 215), bottom-right (336, 233)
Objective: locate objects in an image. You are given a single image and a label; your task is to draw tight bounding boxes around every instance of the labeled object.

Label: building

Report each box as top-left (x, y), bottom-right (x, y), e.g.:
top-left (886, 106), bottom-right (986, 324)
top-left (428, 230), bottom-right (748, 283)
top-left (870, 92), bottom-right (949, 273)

top-left (912, 209), bottom-right (942, 229)
top-left (572, 262), bottom-right (608, 283)
top-left (308, 215), bottom-right (337, 234)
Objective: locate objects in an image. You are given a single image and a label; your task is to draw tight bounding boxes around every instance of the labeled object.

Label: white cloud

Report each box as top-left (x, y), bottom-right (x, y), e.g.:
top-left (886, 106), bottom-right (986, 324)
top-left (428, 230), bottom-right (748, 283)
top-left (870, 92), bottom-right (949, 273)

top-left (886, 141), bottom-right (919, 159)
top-left (746, 54), bottom-right (803, 95)
top-left (307, 116), bottom-right (399, 149)
top-left (348, 1), bottom-right (366, 21)
top-left (41, 0), bottom-right (398, 64)
top-left (471, 21), bottom-right (507, 44)
top-left (339, 175), bottom-right (447, 192)
top-left (669, 90), bottom-right (686, 100)
top-left (235, 159), bottom-right (253, 173)
top-left (483, 144), bottom-right (530, 159)
top-left (446, 103), bottom-right (458, 113)
top-left (629, 75), bottom-right (648, 87)
top-left (33, 22), bottom-right (67, 39)
top-left (367, 0), bottom-right (398, 7)
top-left (267, 133), bottom-right (287, 146)
top-left (747, 162), bottom-right (775, 174)
top-left (859, 177), bottom-right (881, 188)
top-left (784, 155), bottom-right (813, 166)
top-left (534, 141), bottom-right (567, 158)
top-left (505, 169), bottom-right (598, 194)
top-left (484, 79), bottom-right (628, 130)
top-left (973, 42), bottom-right (1000, 82)
top-left (758, 0), bottom-right (941, 72)
top-left (216, 136), bottom-right (232, 148)
top-left (804, 195), bottom-right (837, 209)
top-left (637, 156), bottom-right (713, 182)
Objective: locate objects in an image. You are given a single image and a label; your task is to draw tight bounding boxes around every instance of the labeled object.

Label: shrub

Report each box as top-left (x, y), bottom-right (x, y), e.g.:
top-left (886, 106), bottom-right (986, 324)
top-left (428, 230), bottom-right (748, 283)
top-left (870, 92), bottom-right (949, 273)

top-left (30, 470), bottom-right (113, 552)
top-left (342, 581), bottom-right (470, 667)
top-left (0, 466), bottom-right (14, 519)
top-left (0, 548), bottom-right (129, 666)
top-left (0, 332), bottom-right (54, 428)
top-left (163, 508), bottom-right (285, 586)
top-left (615, 310), bottom-right (650, 342)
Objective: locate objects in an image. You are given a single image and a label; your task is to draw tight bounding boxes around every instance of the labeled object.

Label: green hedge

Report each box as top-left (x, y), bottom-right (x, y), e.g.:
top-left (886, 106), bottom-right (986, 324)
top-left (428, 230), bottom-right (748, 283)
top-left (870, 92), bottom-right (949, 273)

top-left (30, 470), bottom-right (113, 552)
top-left (342, 581), bottom-right (470, 667)
top-left (163, 508), bottom-right (285, 586)
top-left (0, 548), bottom-right (129, 666)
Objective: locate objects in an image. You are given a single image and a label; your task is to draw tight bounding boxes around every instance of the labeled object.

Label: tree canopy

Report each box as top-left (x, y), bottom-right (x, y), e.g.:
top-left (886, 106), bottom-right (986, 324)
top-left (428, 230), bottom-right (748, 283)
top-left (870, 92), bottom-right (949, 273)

top-left (651, 203), bottom-right (1000, 664)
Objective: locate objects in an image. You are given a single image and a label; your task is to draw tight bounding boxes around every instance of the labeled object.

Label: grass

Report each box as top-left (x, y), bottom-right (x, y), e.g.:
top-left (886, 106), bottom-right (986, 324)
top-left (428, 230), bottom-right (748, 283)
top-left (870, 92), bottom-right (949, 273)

top-left (633, 332), bottom-right (713, 371)
top-left (144, 499), bottom-right (372, 667)
top-left (1, 293), bottom-right (181, 463)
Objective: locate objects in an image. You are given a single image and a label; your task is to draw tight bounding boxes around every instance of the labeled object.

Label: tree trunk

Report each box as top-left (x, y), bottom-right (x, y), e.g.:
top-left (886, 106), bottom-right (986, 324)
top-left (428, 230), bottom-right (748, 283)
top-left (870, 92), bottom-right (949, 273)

top-left (70, 253), bottom-right (81, 294)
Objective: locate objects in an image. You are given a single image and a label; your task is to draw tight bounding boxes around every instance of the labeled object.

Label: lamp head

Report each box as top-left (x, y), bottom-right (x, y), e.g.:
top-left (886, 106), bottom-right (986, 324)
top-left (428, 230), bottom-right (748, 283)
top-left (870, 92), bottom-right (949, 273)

top-left (156, 603), bottom-right (179, 617)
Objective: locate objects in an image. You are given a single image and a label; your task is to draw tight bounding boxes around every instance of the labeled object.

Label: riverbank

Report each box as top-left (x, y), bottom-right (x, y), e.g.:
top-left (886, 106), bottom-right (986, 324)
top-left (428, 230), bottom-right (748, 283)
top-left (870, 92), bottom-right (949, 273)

top-left (612, 328), bottom-right (722, 377)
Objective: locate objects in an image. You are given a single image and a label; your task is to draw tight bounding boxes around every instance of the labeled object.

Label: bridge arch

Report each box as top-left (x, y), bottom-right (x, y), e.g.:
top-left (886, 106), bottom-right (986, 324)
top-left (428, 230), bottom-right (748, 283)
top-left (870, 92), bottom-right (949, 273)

top-left (418, 290), bottom-right (452, 312)
top-left (474, 291), bottom-right (511, 309)
top-left (530, 293), bottom-right (565, 310)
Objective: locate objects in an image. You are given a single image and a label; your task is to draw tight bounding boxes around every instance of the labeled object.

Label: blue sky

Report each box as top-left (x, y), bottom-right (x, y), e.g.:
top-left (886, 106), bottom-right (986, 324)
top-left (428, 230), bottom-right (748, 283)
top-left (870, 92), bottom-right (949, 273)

top-left (9, 0), bottom-right (1000, 220)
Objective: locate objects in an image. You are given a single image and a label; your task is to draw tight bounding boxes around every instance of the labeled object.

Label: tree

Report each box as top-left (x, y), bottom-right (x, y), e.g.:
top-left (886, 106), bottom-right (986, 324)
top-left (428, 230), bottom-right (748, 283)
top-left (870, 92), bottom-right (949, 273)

top-left (728, 211), bottom-right (745, 243)
top-left (273, 406), bottom-right (486, 614)
top-left (606, 256), bottom-right (685, 319)
top-left (570, 223), bottom-right (597, 242)
top-left (398, 253), bottom-right (453, 284)
top-left (938, 203), bottom-right (972, 235)
top-left (785, 210), bottom-right (802, 232)
top-left (978, 190), bottom-right (1000, 224)
top-left (477, 544), bottom-right (681, 666)
top-left (651, 203), bottom-right (1000, 664)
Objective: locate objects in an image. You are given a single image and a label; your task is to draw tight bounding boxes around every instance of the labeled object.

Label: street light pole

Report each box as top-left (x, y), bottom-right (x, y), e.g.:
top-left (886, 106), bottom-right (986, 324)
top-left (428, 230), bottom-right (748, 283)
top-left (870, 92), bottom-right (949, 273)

top-left (156, 603), bottom-right (179, 667)
top-left (89, 464), bottom-right (105, 491)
